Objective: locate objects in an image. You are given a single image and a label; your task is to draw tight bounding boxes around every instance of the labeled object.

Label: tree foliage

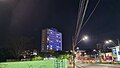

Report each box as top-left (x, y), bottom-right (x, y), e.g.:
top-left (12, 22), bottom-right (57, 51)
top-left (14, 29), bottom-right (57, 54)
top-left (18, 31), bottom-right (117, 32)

top-left (58, 54), bottom-right (70, 59)
top-left (53, 51), bottom-right (70, 59)
top-left (0, 48), bottom-right (16, 62)
top-left (32, 56), bottom-right (42, 61)
top-left (9, 37), bottom-right (32, 58)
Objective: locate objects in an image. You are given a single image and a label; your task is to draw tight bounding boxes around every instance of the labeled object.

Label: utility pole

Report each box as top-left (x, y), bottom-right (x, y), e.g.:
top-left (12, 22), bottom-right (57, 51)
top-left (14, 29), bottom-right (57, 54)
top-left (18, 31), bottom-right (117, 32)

top-left (71, 0), bottom-right (100, 67)
top-left (72, 0), bottom-right (89, 68)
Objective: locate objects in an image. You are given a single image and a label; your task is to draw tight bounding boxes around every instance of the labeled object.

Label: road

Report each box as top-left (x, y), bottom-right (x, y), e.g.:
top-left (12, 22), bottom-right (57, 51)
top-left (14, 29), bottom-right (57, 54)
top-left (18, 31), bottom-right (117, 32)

top-left (74, 60), bottom-right (120, 68)
top-left (68, 60), bottom-right (120, 68)
top-left (76, 64), bottom-right (120, 68)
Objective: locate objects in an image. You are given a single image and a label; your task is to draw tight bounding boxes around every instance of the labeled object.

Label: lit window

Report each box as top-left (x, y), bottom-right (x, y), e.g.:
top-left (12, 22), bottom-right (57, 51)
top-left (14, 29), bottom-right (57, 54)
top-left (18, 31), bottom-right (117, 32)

top-left (56, 34), bottom-right (60, 35)
top-left (50, 32), bottom-right (52, 34)
top-left (56, 36), bottom-right (58, 38)
top-left (56, 40), bottom-right (58, 42)
top-left (50, 41), bottom-right (53, 42)
top-left (47, 38), bottom-right (49, 41)
top-left (50, 48), bottom-right (52, 50)
top-left (50, 46), bottom-right (52, 47)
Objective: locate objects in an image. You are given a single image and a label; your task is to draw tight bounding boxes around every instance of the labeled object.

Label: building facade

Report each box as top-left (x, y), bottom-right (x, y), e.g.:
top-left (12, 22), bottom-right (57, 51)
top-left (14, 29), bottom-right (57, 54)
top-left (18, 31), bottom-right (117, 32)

top-left (112, 46), bottom-right (120, 61)
top-left (41, 28), bottom-right (62, 52)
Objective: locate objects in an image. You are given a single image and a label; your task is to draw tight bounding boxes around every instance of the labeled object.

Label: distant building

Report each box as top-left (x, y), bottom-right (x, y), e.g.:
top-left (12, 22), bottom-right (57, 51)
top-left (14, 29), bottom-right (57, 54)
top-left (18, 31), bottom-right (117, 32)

top-left (96, 43), bottom-right (104, 50)
top-left (111, 46), bottom-right (120, 62)
top-left (41, 28), bottom-right (62, 52)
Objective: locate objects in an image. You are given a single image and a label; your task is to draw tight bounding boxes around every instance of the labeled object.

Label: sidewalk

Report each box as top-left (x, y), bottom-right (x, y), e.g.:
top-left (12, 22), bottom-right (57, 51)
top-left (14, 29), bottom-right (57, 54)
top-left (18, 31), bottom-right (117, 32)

top-left (67, 63), bottom-right (78, 68)
top-left (98, 64), bottom-right (120, 67)
top-left (68, 64), bottom-right (73, 68)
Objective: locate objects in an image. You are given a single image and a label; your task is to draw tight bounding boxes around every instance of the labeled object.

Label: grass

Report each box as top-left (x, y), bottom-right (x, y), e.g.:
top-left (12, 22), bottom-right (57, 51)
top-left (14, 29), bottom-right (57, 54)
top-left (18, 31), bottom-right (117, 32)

top-left (0, 59), bottom-right (67, 68)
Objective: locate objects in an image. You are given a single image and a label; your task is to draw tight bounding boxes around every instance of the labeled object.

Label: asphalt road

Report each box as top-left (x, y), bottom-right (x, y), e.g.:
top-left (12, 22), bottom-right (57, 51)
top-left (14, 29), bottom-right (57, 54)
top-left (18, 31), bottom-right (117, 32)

top-left (68, 60), bottom-right (120, 68)
top-left (76, 64), bottom-right (120, 68)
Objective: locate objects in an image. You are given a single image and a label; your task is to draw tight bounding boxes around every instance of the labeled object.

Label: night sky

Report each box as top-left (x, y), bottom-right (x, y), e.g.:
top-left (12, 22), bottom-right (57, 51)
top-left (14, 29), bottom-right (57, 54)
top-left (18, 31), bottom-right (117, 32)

top-left (0, 0), bottom-right (120, 51)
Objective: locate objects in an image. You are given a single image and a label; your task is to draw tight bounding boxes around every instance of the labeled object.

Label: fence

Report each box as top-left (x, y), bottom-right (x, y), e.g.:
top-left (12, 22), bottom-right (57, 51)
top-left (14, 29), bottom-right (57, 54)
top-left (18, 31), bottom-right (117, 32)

top-left (54, 59), bottom-right (67, 68)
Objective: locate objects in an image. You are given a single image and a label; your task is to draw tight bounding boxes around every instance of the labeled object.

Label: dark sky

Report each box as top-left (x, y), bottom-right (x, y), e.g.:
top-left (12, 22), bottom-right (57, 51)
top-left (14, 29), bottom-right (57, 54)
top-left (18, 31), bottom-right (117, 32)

top-left (0, 0), bottom-right (120, 51)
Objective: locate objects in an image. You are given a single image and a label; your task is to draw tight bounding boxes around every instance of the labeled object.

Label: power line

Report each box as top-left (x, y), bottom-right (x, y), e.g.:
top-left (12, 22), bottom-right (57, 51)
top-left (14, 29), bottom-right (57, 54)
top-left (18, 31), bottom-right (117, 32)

top-left (75, 0), bottom-right (89, 45)
top-left (82, 0), bottom-right (101, 29)
top-left (73, 0), bottom-right (89, 50)
top-left (74, 0), bottom-right (85, 43)
top-left (73, 0), bottom-right (100, 50)
top-left (75, 0), bottom-right (83, 38)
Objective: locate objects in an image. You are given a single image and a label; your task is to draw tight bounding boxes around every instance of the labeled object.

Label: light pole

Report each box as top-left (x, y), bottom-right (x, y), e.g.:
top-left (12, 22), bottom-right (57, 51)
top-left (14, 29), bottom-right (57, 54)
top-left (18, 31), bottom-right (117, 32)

top-left (105, 39), bottom-right (120, 50)
top-left (105, 39), bottom-right (120, 45)
top-left (105, 39), bottom-right (120, 51)
top-left (72, 35), bottom-right (88, 68)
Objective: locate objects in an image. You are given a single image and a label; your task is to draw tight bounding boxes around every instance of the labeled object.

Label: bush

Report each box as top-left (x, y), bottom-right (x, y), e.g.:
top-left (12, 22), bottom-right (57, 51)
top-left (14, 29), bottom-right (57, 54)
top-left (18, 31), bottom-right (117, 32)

top-left (57, 54), bottom-right (70, 59)
top-left (32, 56), bottom-right (42, 61)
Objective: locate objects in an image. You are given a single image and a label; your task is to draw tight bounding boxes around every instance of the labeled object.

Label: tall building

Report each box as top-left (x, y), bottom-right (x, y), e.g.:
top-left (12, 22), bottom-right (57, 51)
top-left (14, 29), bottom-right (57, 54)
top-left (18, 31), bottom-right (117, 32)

top-left (41, 28), bottom-right (62, 52)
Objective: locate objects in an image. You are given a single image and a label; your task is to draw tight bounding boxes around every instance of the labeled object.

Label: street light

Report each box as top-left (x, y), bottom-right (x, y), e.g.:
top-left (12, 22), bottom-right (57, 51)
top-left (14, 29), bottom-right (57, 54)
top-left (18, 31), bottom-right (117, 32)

top-left (105, 41), bottom-right (109, 44)
top-left (82, 36), bottom-right (88, 41)
top-left (105, 39), bottom-right (120, 53)
top-left (105, 40), bottom-right (113, 44)
top-left (72, 35), bottom-right (88, 52)
top-left (108, 40), bottom-right (112, 43)
top-left (76, 35), bottom-right (89, 47)
top-left (105, 40), bottom-right (117, 46)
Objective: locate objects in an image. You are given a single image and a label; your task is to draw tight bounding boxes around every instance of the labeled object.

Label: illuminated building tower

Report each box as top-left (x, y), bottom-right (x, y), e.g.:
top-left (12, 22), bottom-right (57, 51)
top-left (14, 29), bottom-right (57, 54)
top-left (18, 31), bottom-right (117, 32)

top-left (41, 28), bottom-right (62, 52)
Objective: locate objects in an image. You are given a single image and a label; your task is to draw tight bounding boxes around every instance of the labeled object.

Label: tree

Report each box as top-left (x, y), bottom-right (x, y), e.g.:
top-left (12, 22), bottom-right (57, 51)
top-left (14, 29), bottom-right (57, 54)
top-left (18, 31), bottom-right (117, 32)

top-left (53, 51), bottom-right (70, 59)
top-left (58, 54), bottom-right (70, 59)
top-left (0, 48), bottom-right (16, 62)
top-left (9, 37), bottom-right (32, 59)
